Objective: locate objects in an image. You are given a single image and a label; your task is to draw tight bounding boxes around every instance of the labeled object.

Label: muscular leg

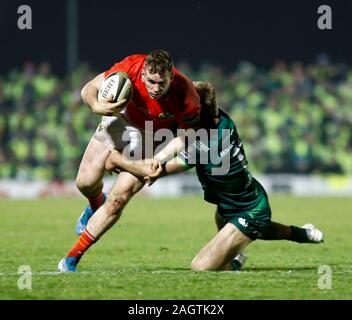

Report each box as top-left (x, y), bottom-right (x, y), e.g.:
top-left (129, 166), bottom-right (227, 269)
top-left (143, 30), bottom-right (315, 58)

top-left (215, 210), bottom-right (291, 240)
top-left (218, 215), bottom-right (317, 244)
top-left (214, 209), bottom-right (248, 271)
top-left (75, 137), bottom-right (113, 219)
top-left (214, 208), bottom-right (315, 243)
top-left (260, 221), bottom-right (322, 243)
top-left (86, 171), bottom-right (145, 238)
top-left (261, 221), bottom-right (291, 240)
top-left (191, 223), bottom-right (252, 271)
top-left (76, 137), bottom-right (111, 198)
top-left (62, 171), bottom-right (145, 267)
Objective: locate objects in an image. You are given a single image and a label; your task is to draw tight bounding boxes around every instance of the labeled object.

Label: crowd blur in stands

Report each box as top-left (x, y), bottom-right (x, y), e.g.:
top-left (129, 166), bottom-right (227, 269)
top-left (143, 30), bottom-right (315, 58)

top-left (1, 56), bottom-right (351, 181)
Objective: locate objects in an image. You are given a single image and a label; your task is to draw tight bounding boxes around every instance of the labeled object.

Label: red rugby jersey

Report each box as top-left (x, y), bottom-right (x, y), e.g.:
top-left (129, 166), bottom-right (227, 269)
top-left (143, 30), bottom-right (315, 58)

top-left (104, 54), bottom-right (200, 132)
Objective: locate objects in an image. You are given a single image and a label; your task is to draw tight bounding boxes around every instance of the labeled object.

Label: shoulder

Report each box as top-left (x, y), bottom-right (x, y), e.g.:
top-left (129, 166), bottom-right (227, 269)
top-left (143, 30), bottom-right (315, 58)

top-left (173, 69), bottom-right (195, 91)
top-left (172, 69), bottom-right (200, 104)
top-left (170, 69), bottom-right (201, 129)
top-left (218, 109), bottom-right (235, 126)
top-left (218, 109), bottom-right (240, 139)
top-left (104, 54), bottom-right (147, 79)
top-left (120, 54), bottom-right (147, 65)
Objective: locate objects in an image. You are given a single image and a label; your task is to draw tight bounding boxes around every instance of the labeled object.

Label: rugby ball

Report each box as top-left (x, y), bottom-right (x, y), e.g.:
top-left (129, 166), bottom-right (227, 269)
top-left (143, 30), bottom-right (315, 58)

top-left (98, 71), bottom-right (132, 104)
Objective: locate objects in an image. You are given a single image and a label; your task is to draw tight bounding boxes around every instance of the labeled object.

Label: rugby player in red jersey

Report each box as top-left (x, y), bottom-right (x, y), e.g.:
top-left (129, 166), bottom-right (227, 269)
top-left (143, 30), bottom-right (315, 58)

top-left (58, 50), bottom-right (200, 272)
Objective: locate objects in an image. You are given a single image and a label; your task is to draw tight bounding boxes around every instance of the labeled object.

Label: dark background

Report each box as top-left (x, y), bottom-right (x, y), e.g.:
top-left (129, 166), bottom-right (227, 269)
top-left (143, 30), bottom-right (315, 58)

top-left (0, 0), bottom-right (351, 75)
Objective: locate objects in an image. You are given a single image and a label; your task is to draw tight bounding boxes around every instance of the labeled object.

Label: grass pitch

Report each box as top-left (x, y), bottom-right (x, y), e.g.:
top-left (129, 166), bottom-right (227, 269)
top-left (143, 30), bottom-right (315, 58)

top-left (0, 195), bottom-right (351, 300)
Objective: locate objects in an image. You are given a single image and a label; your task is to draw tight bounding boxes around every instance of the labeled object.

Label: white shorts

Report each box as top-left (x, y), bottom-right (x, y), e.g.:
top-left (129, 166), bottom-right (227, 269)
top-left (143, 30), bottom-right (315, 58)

top-left (93, 115), bottom-right (154, 160)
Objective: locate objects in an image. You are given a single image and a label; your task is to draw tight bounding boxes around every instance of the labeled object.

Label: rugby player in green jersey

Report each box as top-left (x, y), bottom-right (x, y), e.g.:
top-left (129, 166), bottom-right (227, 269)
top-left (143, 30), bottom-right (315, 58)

top-left (105, 81), bottom-right (324, 271)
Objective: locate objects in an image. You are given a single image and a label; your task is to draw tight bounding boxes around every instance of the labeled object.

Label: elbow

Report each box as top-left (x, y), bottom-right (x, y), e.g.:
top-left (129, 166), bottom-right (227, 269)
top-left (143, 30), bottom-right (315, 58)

top-left (80, 84), bottom-right (88, 103)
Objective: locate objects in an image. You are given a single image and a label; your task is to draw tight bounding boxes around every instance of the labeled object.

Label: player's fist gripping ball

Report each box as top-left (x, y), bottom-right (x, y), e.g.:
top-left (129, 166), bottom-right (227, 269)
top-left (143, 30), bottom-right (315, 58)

top-left (98, 71), bottom-right (133, 104)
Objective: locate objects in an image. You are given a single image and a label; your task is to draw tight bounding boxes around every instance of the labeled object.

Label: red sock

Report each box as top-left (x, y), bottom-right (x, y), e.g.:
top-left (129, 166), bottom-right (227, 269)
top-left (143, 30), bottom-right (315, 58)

top-left (88, 192), bottom-right (105, 212)
top-left (66, 229), bottom-right (96, 260)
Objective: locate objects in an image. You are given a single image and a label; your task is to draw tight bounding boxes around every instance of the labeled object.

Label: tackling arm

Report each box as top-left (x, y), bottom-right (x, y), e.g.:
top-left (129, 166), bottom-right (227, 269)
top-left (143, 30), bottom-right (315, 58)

top-left (154, 135), bottom-right (185, 164)
top-left (105, 149), bottom-right (188, 180)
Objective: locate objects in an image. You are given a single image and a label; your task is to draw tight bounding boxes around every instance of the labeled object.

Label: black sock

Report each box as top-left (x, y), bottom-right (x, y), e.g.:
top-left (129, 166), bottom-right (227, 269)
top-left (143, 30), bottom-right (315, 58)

top-left (231, 259), bottom-right (242, 271)
top-left (290, 226), bottom-right (309, 243)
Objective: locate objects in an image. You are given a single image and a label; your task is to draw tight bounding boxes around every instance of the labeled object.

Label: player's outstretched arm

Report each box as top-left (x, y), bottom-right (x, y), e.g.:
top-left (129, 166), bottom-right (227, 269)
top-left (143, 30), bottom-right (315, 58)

top-left (154, 135), bottom-right (186, 164)
top-left (105, 149), bottom-right (188, 183)
top-left (105, 149), bottom-right (153, 178)
top-left (81, 73), bottom-right (127, 116)
top-left (144, 158), bottom-right (189, 186)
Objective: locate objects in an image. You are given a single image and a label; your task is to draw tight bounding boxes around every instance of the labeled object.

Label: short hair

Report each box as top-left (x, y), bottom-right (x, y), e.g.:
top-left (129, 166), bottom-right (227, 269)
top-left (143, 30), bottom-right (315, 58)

top-left (145, 50), bottom-right (173, 75)
top-left (193, 81), bottom-right (218, 118)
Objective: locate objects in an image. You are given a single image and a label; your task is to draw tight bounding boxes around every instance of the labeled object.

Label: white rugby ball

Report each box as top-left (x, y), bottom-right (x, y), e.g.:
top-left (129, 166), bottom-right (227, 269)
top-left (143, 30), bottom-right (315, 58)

top-left (98, 71), bottom-right (132, 104)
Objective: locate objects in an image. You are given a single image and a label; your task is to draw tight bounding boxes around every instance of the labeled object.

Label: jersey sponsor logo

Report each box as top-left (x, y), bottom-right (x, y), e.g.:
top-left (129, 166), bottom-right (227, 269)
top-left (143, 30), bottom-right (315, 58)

top-left (158, 112), bottom-right (175, 120)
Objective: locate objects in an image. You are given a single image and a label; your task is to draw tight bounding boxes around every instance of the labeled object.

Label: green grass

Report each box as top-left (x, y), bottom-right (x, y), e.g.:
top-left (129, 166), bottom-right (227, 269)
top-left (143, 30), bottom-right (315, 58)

top-left (0, 195), bottom-right (351, 300)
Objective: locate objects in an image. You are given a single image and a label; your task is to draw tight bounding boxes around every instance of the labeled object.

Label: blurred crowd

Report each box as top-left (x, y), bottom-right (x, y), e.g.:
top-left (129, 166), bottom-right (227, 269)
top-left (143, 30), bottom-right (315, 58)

top-left (1, 57), bottom-right (351, 181)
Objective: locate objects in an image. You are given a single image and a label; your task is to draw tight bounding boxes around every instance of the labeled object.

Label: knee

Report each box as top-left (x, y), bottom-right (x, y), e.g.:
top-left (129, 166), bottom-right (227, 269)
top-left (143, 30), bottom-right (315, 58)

top-left (76, 173), bottom-right (98, 194)
top-left (191, 258), bottom-right (212, 272)
top-left (76, 175), bottom-right (86, 191)
top-left (105, 193), bottom-right (129, 216)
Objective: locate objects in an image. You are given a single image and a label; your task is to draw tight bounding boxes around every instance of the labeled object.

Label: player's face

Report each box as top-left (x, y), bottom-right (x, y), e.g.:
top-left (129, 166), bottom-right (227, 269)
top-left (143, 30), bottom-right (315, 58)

top-left (142, 67), bottom-right (172, 99)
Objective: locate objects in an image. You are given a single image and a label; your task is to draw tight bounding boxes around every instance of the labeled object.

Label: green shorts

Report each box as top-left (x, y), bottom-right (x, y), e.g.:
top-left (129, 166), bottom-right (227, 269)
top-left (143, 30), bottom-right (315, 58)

top-left (217, 192), bottom-right (272, 240)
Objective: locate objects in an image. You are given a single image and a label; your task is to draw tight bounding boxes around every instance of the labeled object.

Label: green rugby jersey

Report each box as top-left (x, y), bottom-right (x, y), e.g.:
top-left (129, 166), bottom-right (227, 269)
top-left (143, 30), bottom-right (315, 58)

top-left (178, 109), bottom-right (265, 211)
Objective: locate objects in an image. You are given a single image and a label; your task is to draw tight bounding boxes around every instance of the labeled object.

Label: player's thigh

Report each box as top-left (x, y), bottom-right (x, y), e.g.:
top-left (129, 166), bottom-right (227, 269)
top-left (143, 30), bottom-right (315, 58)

top-left (191, 223), bottom-right (252, 271)
top-left (77, 137), bottom-right (111, 182)
top-left (78, 115), bottom-right (140, 183)
top-left (96, 116), bottom-right (147, 160)
top-left (105, 171), bottom-right (145, 213)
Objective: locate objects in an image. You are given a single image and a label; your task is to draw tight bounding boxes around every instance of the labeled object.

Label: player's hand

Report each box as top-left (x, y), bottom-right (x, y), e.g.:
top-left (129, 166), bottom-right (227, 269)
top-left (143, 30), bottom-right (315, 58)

top-left (93, 99), bottom-right (128, 116)
top-left (151, 158), bottom-right (162, 175)
top-left (105, 155), bottom-right (117, 175)
top-left (144, 159), bottom-right (163, 186)
top-left (104, 149), bottom-right (122, 175)
top-left (144, 176), bottom-right (156, 186)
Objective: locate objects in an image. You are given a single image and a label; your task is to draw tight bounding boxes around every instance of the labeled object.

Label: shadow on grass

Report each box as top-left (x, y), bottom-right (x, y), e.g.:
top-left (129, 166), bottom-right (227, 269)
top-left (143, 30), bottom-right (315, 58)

top-left (155, 266), bottom-right (319, 273)
top-left (106, 265), bottom-right (324, 274)
top-left (144, 267), bottom-right (190, 272)
top-left (245, 266), bottom-right (318, 272)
